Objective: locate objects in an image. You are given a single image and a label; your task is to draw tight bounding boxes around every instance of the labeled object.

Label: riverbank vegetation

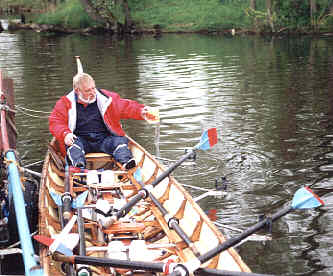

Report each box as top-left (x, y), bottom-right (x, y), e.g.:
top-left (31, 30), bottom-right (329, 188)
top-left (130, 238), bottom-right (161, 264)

top-left (1, 0), bottom-right (333, 35)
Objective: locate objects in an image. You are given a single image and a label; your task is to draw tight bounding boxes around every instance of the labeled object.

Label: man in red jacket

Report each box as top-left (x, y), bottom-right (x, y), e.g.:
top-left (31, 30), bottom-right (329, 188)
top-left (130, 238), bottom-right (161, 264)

top-left (49, 72), bottom-right (149, 169)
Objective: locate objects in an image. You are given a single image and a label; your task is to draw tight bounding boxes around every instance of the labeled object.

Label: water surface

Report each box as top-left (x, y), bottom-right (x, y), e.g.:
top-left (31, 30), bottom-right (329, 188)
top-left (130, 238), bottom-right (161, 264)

top-left (1, 26), bottom-right (333, 275)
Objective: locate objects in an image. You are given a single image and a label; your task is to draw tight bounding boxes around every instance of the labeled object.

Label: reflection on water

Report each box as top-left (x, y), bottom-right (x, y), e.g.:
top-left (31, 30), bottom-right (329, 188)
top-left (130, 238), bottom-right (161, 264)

top-left (1, 27), bottom-right (333, 275)
top-left (0, 19), bottom-right (8, 30)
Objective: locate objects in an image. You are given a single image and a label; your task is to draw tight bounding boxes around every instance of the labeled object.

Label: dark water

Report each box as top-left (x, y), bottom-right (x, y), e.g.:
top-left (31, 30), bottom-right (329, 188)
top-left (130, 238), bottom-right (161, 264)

top-left (1, 21), bottom-right (333, 275)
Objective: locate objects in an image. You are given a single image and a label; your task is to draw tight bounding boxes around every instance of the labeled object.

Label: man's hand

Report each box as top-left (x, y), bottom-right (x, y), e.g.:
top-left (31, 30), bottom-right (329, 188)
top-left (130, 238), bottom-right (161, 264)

top-left (142, 106), bottom-right (160, 124)
top-left (64, 133), bottom-right (76, 146)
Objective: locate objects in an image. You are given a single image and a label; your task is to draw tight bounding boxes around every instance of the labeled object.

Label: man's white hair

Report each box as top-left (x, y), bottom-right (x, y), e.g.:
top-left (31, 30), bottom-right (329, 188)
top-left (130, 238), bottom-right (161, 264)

top-left (73, 73), bottom-right (94, 89)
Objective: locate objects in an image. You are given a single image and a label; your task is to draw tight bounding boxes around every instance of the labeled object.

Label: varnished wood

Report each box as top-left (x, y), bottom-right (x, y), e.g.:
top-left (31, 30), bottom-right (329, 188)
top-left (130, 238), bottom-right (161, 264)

top-left (38, 137), bottom-right (251, 276)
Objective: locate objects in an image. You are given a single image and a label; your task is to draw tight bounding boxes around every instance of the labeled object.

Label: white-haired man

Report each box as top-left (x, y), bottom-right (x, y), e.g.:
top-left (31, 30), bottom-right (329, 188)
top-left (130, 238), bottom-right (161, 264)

top-left (49, 73), bottom-right (149, 169)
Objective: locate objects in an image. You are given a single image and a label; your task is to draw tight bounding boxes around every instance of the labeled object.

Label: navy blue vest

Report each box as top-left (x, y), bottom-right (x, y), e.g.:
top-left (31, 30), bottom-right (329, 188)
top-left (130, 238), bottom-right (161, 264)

top-left (74, 97), bottom-right (109, 141)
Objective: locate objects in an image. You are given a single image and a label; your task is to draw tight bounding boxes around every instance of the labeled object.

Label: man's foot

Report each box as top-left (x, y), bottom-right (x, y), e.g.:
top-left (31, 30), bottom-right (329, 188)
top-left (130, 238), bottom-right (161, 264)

top-left (124, 158), bottom-right (136, 170)
top-left (67, 144), bottom-right (86, 168)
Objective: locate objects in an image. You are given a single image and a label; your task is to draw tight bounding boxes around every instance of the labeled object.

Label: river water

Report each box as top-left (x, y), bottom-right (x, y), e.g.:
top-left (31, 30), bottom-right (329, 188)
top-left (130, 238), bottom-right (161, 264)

top-left (1, 22), bottom-right (333, 276)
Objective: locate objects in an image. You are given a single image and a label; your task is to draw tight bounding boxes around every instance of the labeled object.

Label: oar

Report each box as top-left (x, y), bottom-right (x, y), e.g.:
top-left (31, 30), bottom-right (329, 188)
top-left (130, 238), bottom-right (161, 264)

top-left (62, 164), bottom-right (73, 224)
top-left (134, 167), bottom-right (201, 256)
top-left (60, 56), bottom-right (84, 223)
top-left (49, 215), bottom-right (77, 255)
top-left (195, 268), bottom-right (275, 276)
top-left (53, 253), bottom-right (274, 276)
top-left (168, 186), bottom-right (324, 276)
top-left (113, 128), bottom-right (218, 220)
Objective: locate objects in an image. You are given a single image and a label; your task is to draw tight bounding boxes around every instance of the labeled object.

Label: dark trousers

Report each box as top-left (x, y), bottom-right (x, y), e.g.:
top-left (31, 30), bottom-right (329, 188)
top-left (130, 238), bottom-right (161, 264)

top-left (66, 134), bottom-right (132, 168)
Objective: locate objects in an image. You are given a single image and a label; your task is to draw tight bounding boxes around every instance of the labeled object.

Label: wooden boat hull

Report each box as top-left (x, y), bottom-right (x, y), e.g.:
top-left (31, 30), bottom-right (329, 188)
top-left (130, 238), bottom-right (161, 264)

top-left (38, 137), bottom-right (251, 275)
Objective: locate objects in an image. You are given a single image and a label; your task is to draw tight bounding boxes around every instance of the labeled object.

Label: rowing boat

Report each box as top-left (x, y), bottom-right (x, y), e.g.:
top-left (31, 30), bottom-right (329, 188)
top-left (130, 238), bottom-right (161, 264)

top-left (38, 56), bottom-right (251, 276)
top-left (38, 131), bottom-right (252, 275)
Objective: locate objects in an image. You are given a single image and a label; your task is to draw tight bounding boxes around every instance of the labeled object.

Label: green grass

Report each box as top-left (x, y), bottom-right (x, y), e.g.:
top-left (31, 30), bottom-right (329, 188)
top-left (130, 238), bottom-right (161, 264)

top-left (131, 0), bottom-right (253, 32)
top-left (35, 0), bottom-right (99, 29)
top-left (0, 0), bottom-right (274, 32)
top-left (7, 0), bottom-right (333, 33)
top-left (34, 0), bottom-right (253, 32)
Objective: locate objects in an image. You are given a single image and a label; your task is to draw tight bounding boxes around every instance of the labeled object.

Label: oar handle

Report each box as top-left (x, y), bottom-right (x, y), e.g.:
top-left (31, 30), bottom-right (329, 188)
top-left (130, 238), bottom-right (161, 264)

top-left (115, 150), bottom-right (195, 220)
top-left (145, 185), bottom-right (201, 257)
top-left (195, 268), bottom-right (276, 276)
top-left (62, 165), bottom-right (73, 222)
top-left (116, 190), bottom-right (146, 219)
top-left (73, 255), bottom-right (165, 272)
top-left (54, 253), bottom-right (275, 276)
top-left (198, 205), bottom-right (292, 264)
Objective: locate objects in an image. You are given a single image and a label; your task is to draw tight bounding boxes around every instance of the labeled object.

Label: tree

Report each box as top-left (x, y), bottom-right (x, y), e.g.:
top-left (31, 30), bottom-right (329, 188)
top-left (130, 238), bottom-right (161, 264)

top-left (310, 0), bottom-right (317, 27)
top-left (266, 0), bottom-right (275, 32)
top-left (122, 0), bottom-right (133, 31)
top-left (250, 0), bottom-right (256, 10)
top-left (78, 0), bottom-right (135, 33)
top-left (79, 0), bottom-right (117, 29)
top-left (250, 0), bottom-right (258, 30)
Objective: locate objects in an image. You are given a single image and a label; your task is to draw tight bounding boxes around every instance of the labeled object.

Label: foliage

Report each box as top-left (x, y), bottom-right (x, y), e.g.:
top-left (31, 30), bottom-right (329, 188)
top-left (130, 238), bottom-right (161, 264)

top-left (244, 0), bottom-right (333, 32)
top-left (245, 7), bottom-right (273, 32)
top-left (0, 0), bottom-right (44, 10)
top-left (2, 0), bottom-right (333, 33)
top-left (273, 0), bottom-right (333, 31)
top-left (36, 0), bottom-right (99, 28)
top-left (273, 0), bottom-right (310, 28)
top-left (130, 0), bottom-right (252, 32)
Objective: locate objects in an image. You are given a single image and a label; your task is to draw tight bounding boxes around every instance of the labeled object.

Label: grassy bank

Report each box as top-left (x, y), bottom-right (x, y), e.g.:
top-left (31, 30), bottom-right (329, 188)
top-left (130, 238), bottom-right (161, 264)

top-left (130, 0), bottom-right (257, 32)
top-left (3, 0), bottom-right (333, 34)
top-left (3, 0), bottom-right (262, 32)
top-left (35, 0), bottom-right (97, 29)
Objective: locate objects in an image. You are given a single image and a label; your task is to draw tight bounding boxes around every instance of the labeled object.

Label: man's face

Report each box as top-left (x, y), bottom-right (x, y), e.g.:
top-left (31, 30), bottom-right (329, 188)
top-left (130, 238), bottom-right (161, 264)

top-left (77, 79), bottom-right (96, 103)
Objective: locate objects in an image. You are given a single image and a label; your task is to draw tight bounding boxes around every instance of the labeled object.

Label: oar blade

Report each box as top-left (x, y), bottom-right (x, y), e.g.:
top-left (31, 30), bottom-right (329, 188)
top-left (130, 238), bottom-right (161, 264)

top-left (56, 243), bottom-right (74, 256)
top-left (196, 128), bottom-right (218, 150)
top-left (134, 167), bottom-right (143, 183)
top-left (292, 187), bottom-right (324, 209)
top-left (34, 234), bottom-right (74, 256)
top-left (34, 234), bottom-right (54, 247)
top-left (72, 190), bottom-right (89, 209)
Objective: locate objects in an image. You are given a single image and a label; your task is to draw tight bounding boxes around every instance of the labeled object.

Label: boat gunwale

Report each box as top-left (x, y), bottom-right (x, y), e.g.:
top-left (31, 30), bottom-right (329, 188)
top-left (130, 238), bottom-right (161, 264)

top-left (38, 137), bottom-right (251, 274)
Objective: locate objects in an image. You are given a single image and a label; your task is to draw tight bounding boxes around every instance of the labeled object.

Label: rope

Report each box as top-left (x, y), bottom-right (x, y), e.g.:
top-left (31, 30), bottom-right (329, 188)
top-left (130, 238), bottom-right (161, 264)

top-left (15, 105), bottom-right (51, 114)
top-left (0, 103), bottom-right (16, 113)
top-left (23, 160), bottom-right (44, 168)
top-left (3, 157), bottom-right (20, 167)
top-left (15, 105), bottom-right (50, 118)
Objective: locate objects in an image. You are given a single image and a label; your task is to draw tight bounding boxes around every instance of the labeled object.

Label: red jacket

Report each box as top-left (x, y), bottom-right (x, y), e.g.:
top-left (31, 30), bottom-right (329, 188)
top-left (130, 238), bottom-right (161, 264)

top-left (49, 89), bottom-right (145, 156)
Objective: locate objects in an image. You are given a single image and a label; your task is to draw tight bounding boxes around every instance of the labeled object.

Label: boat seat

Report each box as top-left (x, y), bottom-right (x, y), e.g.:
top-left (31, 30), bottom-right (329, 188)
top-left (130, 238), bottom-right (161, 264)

top-left (85, 152), bottom-right (112, 159)
top-left (103, 221), bottom-right (145, 235)
top-left (85, 152), bottom-right (113, 170)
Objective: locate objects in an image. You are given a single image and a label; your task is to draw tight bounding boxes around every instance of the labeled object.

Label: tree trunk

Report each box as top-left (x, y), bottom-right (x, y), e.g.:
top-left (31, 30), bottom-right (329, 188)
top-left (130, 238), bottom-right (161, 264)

top-left (310, 0), bottom-right (317, 29)
top-left (266, 0), bottom-right (275, 32)
top-left (122, 0), bottom-right (133, 33)
top-left (250, 0), bottom-right (256, 10)
top-left (250, 0), bottom-right (257, 32)
top-left (78, 0), bottom-right (106, 23)
top-left (78, 0), bottom-right (117, 30)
